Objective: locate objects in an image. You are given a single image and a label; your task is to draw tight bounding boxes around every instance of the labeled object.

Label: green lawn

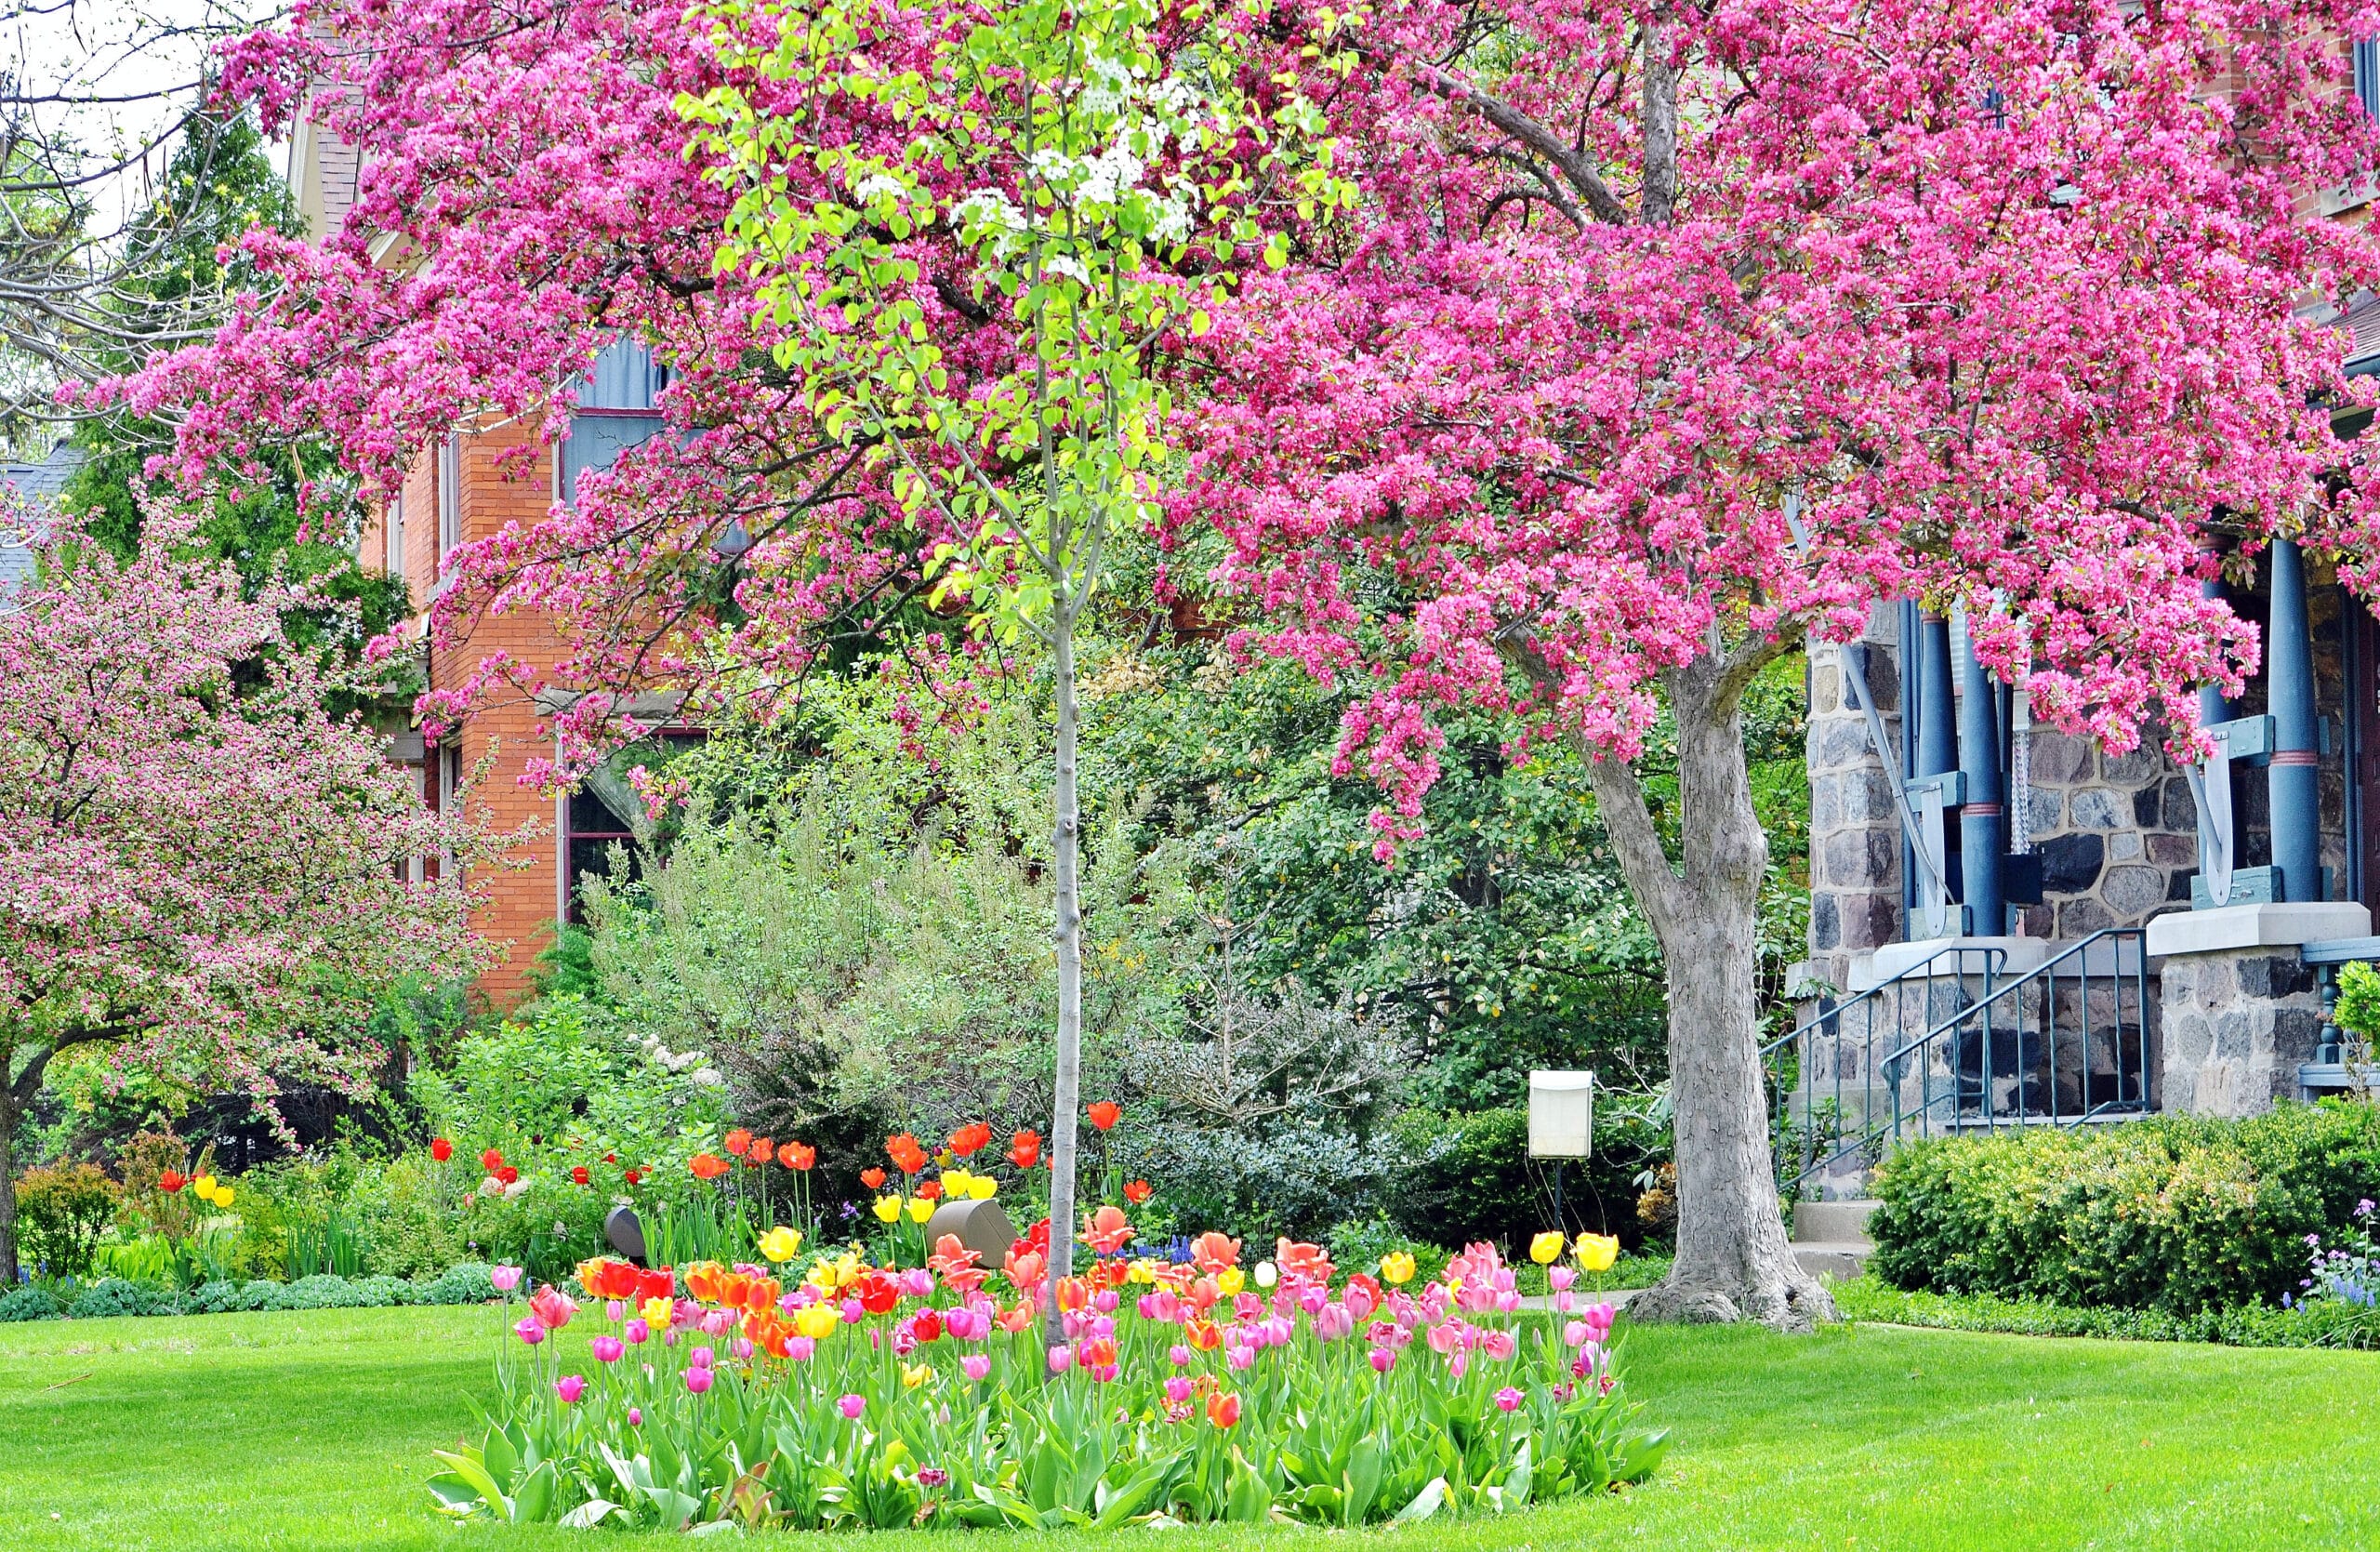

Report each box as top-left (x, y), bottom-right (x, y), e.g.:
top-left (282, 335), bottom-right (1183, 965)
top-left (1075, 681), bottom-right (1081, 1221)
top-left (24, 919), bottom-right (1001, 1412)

top-left (1, 1303), bottom-right (2375, 1549)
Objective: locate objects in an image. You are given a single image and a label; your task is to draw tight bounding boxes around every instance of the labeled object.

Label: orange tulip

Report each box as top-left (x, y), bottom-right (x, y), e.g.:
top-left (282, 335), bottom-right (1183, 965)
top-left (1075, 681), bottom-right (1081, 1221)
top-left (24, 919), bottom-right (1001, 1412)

top-left (724, 1129), bottom-right (752, 1157)
top-left (1187, 1276), bottom-right (1222, 1311)
top-left (917, 1179), bottom-right (944, 1201)
top-left (886, 1133), bottom-right (930, 1174)
top-left (690, 1153), bottom-right (730, 1180)
top-left (1055, 1276), bottom-right (1091, 1312)
top-left (1083, 1204), bottom-right (1135, 1255)
top-left (948, 1121), bottom-right (993, 1157)
top-left (747, 1138), bottom-right (773, 1167)
top-left (1185, 1318), bottom-right (1223, 1351)
top-left (1189, 1231), bottom-right (1241, 1275)
top-left (1007, 1130), bottom-right (1041, 1170)
top-left (1123, 1179), bottom-right (1153, 1204)
top-left (1207, 1392), bottom-right (1241, 1428)
top-left (1087, 1101), bottom-right (1121, 1131)
top-left (780, 1140), bottom-right (815, 1170)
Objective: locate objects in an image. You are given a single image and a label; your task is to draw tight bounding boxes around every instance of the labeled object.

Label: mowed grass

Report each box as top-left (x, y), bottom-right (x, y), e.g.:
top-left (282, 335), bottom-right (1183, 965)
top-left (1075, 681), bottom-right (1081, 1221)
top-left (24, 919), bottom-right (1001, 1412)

top-left (0, 1301), bottom-right (2375, 1550)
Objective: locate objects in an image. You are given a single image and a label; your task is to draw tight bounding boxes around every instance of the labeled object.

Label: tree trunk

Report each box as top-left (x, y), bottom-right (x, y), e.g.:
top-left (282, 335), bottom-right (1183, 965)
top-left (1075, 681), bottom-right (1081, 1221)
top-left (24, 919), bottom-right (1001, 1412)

top-left (1581, 651), bottom-right (1834, 1331)
top-left (0, 1085), bottom-right (17, 1286)
top-left (1041, 603), bottom-right (1085, 1356)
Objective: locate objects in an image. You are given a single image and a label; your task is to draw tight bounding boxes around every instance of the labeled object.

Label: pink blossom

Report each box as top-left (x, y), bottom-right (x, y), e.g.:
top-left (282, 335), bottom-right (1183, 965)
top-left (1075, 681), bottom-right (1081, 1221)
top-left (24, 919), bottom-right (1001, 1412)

top-left (590, 1336), bottom-right (625, 1363)
top-left (513, 1318), bottom-right (545, 1346)
top-left (490, 1267), bottom-right (522, 1294)
top-left (962, 1354), bottom-right (991, 1382)
top-left (555, 1375), bottom-right (586, 1405)
top-left (840, 1394), bottom-right (866, 1419)
top-left (684, 1366), bottom-right (713, 1395)
top-left (1494, 1386), bottom-right (1523, 1413)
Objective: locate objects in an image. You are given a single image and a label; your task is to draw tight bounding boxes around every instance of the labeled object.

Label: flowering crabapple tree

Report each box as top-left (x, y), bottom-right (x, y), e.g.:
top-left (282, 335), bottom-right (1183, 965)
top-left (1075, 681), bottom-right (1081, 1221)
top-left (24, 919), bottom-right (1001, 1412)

top-left (1172, 0), bottom-right (2380, 1327)
top-left (0, 502), bottom-right (480, 1282)
top-left (686, 0), bottom-right (1326, 1348)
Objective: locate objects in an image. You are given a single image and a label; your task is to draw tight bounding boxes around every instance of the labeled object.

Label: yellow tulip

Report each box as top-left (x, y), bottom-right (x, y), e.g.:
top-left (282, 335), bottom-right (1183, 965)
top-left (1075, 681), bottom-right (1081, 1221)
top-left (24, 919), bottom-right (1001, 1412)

top-left (968, 1174), bottom-right (996, 1200)
top-left (193, 1174), bottom-right (217, 1199)
top-left (641, 1295), bottom-right (675, 1329)
top-left (906, 1198), bottom-right (935, 1224)
top-left (873, 1195), bottom-right (902, 1224)
top-left (1575, 1232), bottom-right (1620, 1272)
top-left (1380, 1251), bottom-right (1417, 1286)
top-left (1126, 1259), bottom-right (1156, 1285)
top-left (759, 1226), bottom-right (803, 1263)
top-left (902, 1361), bottom-right (933, 1389)
top-left (1216, 1267), bottom-right (1246, 1296)
top-left (1529, 1230), bottom-right (1566, 1266)
top-left (942, 1170), bottom-right (973, 1197)
top-left (794, 1302), bottom-right (841, 1339)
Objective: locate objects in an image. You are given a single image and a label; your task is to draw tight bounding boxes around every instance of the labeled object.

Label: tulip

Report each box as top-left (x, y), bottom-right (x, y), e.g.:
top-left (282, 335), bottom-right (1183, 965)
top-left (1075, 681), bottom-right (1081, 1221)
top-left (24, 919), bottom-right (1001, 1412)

top-left (1529, 1230), bottom-right (1567, 1266)
top-left (691, 1345), bottom-right (715, 1369)
top-left (1124, 1179), bottom-right (1153, 1205)
top-left (684, 1366), bottom-right (714, 1395)
top-left (1087, 1101), bottom-right (1121, 1131)
top-left (907, 1197), bottom-right (935, 1224)
top-left (571, 1165), bottom-right (590, 1186)
top-left (1564, 1319), bottom-right (1588, 1346)
top-left (1549, 1267), bottom-right (1577, 1293)
top-left (481, 1148), bottom-right (504, 1173)
top-left (530, 1286), bottom-right (577, 1331)
top-left (1207, 1392), bottom-right (1240, 1428)
top-left (640, 1294), bottom-right (673, 1328)
top-left (1047, 1345), bottom-right (1074, 1374)
top-left (733, 1337), bottom-right (755, 1360)
top-left (625, 1318), bottom-right (651, 1345)
top-left (861, 1167), bottom-right (888, 1189)
top-left (430, 1137), bottom-right (454, 1162)
top-left (787, 1337), bottom-right (816, 1362)
top-left (628, 1408), bottom-right (642, 1426)
top-left (1253, 1260), bottom-right (1278, 1289)
top-left (1574, 1233), bottom-right (1620, 1272)
top-left (962, 1354), bottom-right (991, 1382)
top-left (902, 1362), bottom-right (932, 1389)
top-left (1169, 1344), bottom-right (1191, 1367)
top-left (968, 1174), bottom-right (996, 1200)
top-left (724, 1128), bottom-right (752, 1157)
top-left (873, 1195), bottom-right (902, 1224)
top-left (491, 1265), bottom-right (524, 1293)
top-left (1483, 1328), bottom-right (1517, 1361)
top-left (555, 1375), bottom-right (587, 1405)
top-left (840, 1394), bottom-right (866, 1419)
top-left (1495, 1386), bottom-right (1524, 1413)
top-left (590, 1335), bottom-right (625, 1363)
top-left (1216, 1267), bottom-right (1246, 1297)
top-left (1368, 1346), bottom-right (1395, 1373)
top-left (1380, 1251), bottom-right (1417, 1286)
top-left (779, 1140), bottom-right (816, 1171)
top-left (513, 1317), bottom-right (546, 1346)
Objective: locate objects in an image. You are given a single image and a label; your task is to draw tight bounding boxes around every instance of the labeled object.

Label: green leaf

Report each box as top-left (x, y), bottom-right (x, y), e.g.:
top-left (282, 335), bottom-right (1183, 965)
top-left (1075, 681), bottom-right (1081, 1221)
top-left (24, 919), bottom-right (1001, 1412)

top-left (429, 1450), bottom-right (509, 1521)
top-left (558, 1498), bottom-right (622, 1529)
top-left (1394, 1477), bottom-right (1448, 1521)
top-left (1224, 1447), bottom-right (1275, 1524)
top-left (510, 1459), bottom-right (559, 1524)
top-left (1342, 1433), bottom-right (1385, 1525)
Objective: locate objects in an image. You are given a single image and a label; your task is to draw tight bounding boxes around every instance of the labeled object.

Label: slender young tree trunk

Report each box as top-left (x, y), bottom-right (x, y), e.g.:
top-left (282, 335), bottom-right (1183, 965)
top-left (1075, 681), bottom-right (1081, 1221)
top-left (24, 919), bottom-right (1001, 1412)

top-left (1579, 652), bottom-right (1834, 1331)
top-left (0, 1084), bottom-right (18, 1287)
top-left (1042, 602), bottom-right (1085, 1355)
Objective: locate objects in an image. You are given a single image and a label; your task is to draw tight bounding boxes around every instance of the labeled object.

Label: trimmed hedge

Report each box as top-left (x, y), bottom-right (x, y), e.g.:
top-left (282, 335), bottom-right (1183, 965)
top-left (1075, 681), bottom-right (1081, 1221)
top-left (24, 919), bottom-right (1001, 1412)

top-left (7, 1260), bottom-right (509, 1323)
top-left (1868, 1102), bottom-right (2380, 1314)
top-left (1836, 1279), bottom-right (2380, 1348)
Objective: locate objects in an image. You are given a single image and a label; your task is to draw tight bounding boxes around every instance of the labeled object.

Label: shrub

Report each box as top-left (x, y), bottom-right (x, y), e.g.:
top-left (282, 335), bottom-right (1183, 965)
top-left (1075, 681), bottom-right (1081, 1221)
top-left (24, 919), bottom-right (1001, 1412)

top-left (187, 1279), bottom-right (263, 1314)
top-left (12, 1163), bottom-right (122, 1280)
top-left (258, 1274), bottom-right (367, 1311)
top-left (421, 1262), bottom-right (499, 1306)
top-left (0, 1286), bottom-right (63, 1322)
top-left (69, 1278), bottom-right (182, 1320)
top-left (1868, 1102), bottom-right (2380, 1314)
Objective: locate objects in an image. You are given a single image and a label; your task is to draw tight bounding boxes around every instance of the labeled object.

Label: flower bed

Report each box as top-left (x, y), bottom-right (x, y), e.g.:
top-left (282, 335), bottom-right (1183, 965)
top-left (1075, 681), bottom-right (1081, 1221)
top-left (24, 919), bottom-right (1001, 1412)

top-left (430, 1227), bottom-right (1663, 1531)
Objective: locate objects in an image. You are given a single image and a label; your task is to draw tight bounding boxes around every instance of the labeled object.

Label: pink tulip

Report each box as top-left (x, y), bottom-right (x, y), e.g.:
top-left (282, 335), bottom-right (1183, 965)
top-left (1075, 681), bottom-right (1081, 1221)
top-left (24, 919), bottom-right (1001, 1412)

top-left (1226, 1345), bottom-right (1255, 1372)
top-left (1495, 1386), bottom-right (1524, 1413)
top-left (840, 1393), bottom-right (866, 1419)
top-left (732, 1337), bottom-right (754, 1361)
top-left (605, 1299), bottom-right (625, 1322)
top-left (840, 1297), bottom-right (866, 1324)
top-left (1232, 1293), bottom-right (1263, 1322)
top-left (625, 1318), bottom-right (651, 1345)
top-left (1169, 1344), bottom-right (1191, 1367)
top-left (1344, 1282), bottom-right (1377, 1321)
top-left (1548, 1267), bottom-right (1576, 1293)
top-left (628, 1408), bottom-right (642, 1426)
top-left (787, 1337), bottom-right (816, 1363)
top-left (490, 1265), bottom-right (523, 1293)
top-left (513, 1317), bottom-right (545, 1346)
top-left (1092, 1288), bottom-right (1119, 1314)
top-left (529, 1286), bottom-right (576, 1331)
top-left (700, 1308), bottom-right (734, 1336)
top-left (690, 1346), bottom-right (715, 1369)
top-left (684, 1366), bottom-right (713, 1395)
top-left (1368, 1347), bottom-right (1395, 1373)
top-left (1165, 1376), bottom-right (1194, 1404)
top-left (1482, 1329), bottom-right (1516, 1361)
top-left (590, 1335), bottom-right (625, 1363)
top-left (899, 1267), bottom-right (934, 1298)
top-left (1047, 1345), bottom-right (1074, 1374)
top-left (962, 1354), bottom-right (991, 1382)
top-left (555, 1374), bottom-right (586, 1405)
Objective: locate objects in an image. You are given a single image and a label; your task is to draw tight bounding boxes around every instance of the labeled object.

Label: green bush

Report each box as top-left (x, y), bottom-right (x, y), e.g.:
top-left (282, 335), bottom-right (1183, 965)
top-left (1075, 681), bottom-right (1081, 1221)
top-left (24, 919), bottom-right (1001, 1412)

top-left (1385, 1105), bottom-right (1661, 1254)
top-left (0, 1286), bottom-right (62, 1322)
top-left (187, 1279), bottom-right (262, 1314)
top-left (421, 1262), bottom-right (499, 1306)
top-left (69, 1278), bottom-right (183, 1320)
top-left (1836, 1279), bottom-right (2380, 1348)
top-left (12, 1163), bottom-right (122, 1280)
top-left (1868, 1102), bottom-right (2380, 1314)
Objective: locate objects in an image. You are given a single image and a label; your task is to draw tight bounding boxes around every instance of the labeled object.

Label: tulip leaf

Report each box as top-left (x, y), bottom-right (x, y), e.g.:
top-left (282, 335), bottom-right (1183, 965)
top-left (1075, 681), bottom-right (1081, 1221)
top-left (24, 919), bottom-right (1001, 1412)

top-left (430, 1450), bottom-right (510, 1522)
top-left (1224, 1447), bottom-right (1274, 1523)
top-left (424, 1471), bottom-right (482, 1517)
top-left (1342, 1434), bottom-right (1384, 1526)
top-left (558, 1498), bottom-right (623, 1529)
top-left (511, 1459), bottom-right (558, 1523)
top-left (480, 1426), bottom-right (521, 1488)
top-left (1394, 1476), bottom-right (1448, 1522)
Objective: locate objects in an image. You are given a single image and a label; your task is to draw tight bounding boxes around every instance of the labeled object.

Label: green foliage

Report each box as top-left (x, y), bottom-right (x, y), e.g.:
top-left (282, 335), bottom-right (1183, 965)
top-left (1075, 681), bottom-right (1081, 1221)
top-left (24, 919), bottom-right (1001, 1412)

top-left (1868, 1103), bottom-right (2380, 1313)
top-left (421, 1263), bottom-right (500, 1306)
top-left (69, 1278), bottom-right (184, 1319)
top-left (1384, 1103), bottom-right (1672, 1254)
top-left (2333, 960), bottom-right (2380, 1042)
top-left (10, 1162), bottom-right (120, 1280)
top-left (0, 1286), bottom-right (62, 1322)
top-left (1835, 1279), bottom-right (2380, 1349)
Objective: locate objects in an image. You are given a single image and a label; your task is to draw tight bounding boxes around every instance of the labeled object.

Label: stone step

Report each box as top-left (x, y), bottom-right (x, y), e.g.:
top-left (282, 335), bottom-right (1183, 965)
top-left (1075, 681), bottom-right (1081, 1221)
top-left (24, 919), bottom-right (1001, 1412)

top-left (1792, 1199), bottom-right (1878, 1245)
top-left (1792, 1240), bottom-right (1871, 1281)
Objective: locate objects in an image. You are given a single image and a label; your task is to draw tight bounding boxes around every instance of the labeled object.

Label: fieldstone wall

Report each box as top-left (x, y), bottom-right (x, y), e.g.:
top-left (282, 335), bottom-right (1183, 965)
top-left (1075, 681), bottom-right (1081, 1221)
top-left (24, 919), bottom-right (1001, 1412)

top-left (1805, 614), bottom-right (1903, 992)
top-left (2157, 949), bottom-right (2324, 1116)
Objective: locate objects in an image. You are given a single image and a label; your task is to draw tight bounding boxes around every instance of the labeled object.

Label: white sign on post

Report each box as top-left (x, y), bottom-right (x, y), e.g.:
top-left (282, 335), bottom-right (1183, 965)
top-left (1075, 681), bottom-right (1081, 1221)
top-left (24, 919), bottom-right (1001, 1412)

top-left (1527, 1070), bottom-right (1593, 1159)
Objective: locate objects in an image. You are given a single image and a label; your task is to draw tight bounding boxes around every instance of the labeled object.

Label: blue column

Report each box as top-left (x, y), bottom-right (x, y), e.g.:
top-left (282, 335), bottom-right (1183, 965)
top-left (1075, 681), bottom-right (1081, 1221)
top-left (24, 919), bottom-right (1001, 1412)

top-left (2200, 552), bottom-right (2230, 733)
top-left (2268, 539), bottom-right (2323, 902)
top-left (1917, 612), bottom-right (1958, 781)
top-left (1955, 614), bottom-right (2005, 935)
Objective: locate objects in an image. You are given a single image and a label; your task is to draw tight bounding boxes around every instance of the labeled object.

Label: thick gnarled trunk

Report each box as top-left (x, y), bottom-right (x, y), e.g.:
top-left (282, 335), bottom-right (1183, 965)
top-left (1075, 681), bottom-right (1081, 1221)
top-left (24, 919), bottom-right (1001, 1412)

top-left (1580, 651), bottom-right (1834, 1331)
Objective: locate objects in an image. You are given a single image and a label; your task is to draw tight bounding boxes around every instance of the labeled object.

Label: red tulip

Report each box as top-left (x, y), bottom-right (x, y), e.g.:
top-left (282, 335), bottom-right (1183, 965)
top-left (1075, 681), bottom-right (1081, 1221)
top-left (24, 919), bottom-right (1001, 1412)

top-left (948, 1121), bottom-right (993, 1157)
top-left (747, 1137), bottom-right (773, 1167)
top-left (1124, 1179), bottom-right (1153, 1204)
top-left (481, 1148), bottom-right (504, 1173)
top-left (724, 1128), bottom-right (752, 1157)
top-left (497, 1165), bottom-right (520, 1186)
top-left (430, 1137), bottom-right (453, 1162)
top-left (780, 1141), bottom-right (815, 1171)
top-left (623, 1168), bottom-right (642, 1186)
top-left (1007, 1130), bottom-right (1041, 1170)
top-left (1087, 1102), bottom-right (1120, 1131)
top-left (886, 1133), bottom-right (929, 1174)
top-left (570, 1165), bottom-right (590, 1186)
top-left (861, 1167), bottom-right (887, 1190)
top-left (1207, 1392), bottom-right (1241, 1428)
top-left (158, 1170), bottom-right (187, 1194)
top-left (690, 1153), bottom-right (729, 1180)
top-left (917, 1179), bottom-right (944, 1201)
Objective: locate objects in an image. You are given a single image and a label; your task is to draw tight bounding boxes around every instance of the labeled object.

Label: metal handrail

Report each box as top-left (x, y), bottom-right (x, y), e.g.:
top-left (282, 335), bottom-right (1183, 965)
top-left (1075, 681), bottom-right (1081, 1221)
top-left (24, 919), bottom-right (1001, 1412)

top-left (1767, 927), bottom-right (2153, 1195)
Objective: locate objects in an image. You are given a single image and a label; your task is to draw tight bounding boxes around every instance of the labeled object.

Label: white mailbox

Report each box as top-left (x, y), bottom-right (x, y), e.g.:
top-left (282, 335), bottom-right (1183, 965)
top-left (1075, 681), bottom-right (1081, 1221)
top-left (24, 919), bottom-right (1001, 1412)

top-left (1527, 1069), bottom-right (1593, 1159)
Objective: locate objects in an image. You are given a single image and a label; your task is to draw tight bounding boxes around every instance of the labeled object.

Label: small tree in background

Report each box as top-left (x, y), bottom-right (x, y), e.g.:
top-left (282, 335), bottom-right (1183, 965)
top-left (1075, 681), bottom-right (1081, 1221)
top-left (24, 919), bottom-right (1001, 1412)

top-left (0, 503), bottom-right (481, 1281)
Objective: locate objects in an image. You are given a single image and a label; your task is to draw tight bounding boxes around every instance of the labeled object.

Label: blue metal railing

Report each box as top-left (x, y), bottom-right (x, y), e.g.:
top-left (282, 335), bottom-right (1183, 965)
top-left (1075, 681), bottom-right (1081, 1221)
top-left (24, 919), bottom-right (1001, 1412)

top-left (1766, 928), bottom-right (2154, 1195)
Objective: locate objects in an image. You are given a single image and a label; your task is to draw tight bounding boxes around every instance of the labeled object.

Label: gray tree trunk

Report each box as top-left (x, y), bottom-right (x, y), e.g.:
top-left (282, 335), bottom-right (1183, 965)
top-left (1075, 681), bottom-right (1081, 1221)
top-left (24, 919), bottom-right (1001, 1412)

top-left (0, 1084), bottom-right (18, 1286)
top-left (1041, 604), bottom-right (1084, 1355)
top-left (1580, 651), bottom-right (1834, 1331)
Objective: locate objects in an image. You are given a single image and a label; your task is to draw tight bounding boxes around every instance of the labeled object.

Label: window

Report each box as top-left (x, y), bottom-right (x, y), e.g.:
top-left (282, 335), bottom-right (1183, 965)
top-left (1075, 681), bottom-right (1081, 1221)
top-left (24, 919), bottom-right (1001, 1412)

top-left (562, 732), bottom-right (703, 922)
top-left (386, 489), bottom-right (404, 583)
top-left (436, 433), bottom-right (462, 572)
top-left (2360, 39), bottom-right (2380, 119)
top-left (559, 339), bottom-right (670, 504)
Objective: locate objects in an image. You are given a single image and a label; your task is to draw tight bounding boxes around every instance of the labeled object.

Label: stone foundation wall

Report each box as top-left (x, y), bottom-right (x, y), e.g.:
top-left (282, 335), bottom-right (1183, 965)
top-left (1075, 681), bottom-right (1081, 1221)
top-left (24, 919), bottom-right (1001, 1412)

top-left (2156, 950), bottom-right (2324, 1117)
